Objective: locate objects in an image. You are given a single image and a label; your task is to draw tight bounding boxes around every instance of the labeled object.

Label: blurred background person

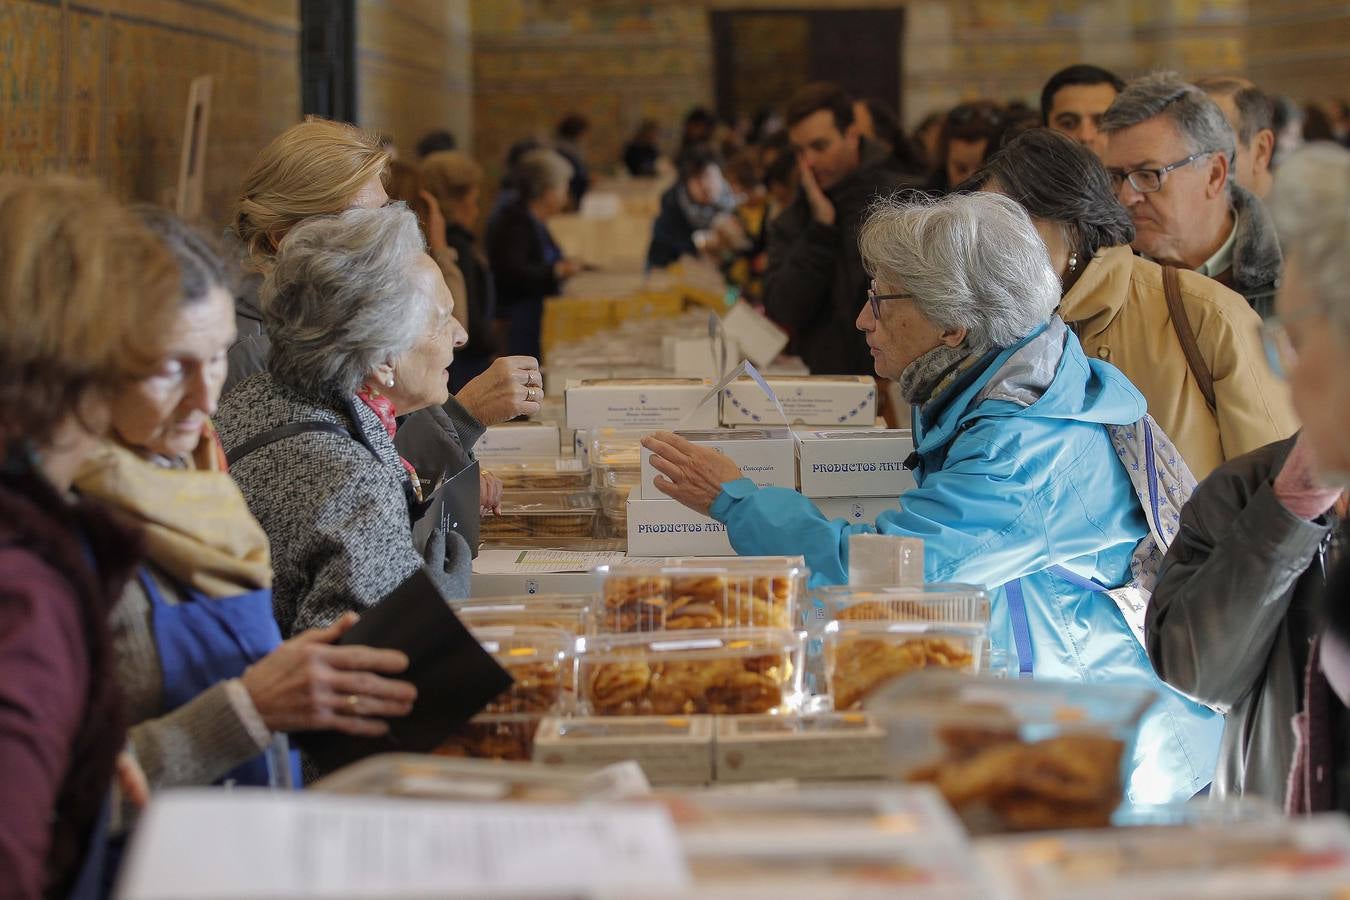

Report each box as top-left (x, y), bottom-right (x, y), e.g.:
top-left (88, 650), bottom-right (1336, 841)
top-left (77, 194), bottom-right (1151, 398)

top-left (415, 128), bottom-right (457, 160)
top-left (647, 143), bottom-right (736, 270)
top-left (487, 148), bottom-right (581, 360)
top-left (1041, 64), bottom-right (1125, 158)
top-left (680, 106), bottom-right (718, 153)
top-left (385, 160), bottom-right (469, 335)
top-left (1198, 75), bottom-right (1277, 198)
top-left (928, 100), bottom-right (1005, 194)
top-left (422, 150), bottom-right (499, 391)
top-left (553, 113), bottom-right (591, 209)
top-left (1271, 95), bottom-right (1305, 169)
top-left (623, 119), bottom-right (663, 177)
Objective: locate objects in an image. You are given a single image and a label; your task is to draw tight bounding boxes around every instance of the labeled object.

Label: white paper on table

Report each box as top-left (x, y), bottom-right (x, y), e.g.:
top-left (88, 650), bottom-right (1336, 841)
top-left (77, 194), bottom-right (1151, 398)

top-left (117, 790), bottom-right (690, 899)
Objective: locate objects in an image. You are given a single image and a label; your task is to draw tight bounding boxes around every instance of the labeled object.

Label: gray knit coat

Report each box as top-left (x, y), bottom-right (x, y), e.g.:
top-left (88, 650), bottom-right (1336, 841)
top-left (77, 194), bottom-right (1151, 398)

top-left (216, 373), bottom-right (471, 638)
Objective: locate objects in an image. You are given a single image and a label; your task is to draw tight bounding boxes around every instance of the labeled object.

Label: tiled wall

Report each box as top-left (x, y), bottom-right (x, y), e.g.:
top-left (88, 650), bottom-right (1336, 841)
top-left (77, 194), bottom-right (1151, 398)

top-left (468, 0), bottom-right (1258, 178)
top-left (358, 0), bottom-right (474, 160)
top-left (0, 0), bottom-right (299, 226)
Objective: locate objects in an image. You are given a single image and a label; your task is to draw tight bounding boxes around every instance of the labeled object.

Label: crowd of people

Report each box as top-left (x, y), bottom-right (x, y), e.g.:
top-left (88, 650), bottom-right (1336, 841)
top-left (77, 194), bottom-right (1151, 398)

top-left (1, 59), bottom-right (1349, 899)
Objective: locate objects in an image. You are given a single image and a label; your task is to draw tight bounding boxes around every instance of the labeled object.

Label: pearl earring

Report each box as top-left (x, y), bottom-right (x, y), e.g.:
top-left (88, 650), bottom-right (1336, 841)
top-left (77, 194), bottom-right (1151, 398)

top-left (385, 378), bottom-right (395, 388)
top-left (1067, 251), bottom-right (1079, 274)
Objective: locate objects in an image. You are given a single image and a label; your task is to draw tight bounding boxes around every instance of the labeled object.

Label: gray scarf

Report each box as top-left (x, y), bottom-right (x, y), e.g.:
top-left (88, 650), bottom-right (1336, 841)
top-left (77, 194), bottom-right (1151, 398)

top-left (897, 340), bottom-right (983, 407)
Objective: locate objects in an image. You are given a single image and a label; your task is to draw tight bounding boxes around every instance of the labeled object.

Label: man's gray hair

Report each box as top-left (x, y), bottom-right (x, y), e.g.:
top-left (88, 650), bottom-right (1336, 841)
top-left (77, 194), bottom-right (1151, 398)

top-left (516, 148), bottom-right (574, 202)
top-left (1101, 72), bottom-right (1237, 168)
top-left (1270, 143), bottom-right (1350, 340)
top-left (858, 191), bottom-right (1060, 349)
top-left (263, 204), bottom-right (431, 397)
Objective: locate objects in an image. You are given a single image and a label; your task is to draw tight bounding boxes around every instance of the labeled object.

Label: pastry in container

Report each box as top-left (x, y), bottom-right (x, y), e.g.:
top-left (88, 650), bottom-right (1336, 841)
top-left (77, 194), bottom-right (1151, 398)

top-left (578, 628), bottom-right (801, 716)
top-left (865, 671), bottom-right (1156, 834)
top-left (479, 490), bottom-right (600, 541)
top-left (486, 456), bottom-right (591, 492)
top-left (597, 565), bottom-right (804, 633)
top-left (825, 621), bottom-right (986, 711)
top-left (819, 584), bottom-right (990, 626)
top-left (434, 713), bottom-right (543, 763)
top-left (453, 594), bottom-right (594, 635)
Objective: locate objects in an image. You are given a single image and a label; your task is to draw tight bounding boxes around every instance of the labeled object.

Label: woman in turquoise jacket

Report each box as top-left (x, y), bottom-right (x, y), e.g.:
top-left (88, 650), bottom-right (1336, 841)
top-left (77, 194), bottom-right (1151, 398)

top-left (645, 191), bottom-right (1221, 804)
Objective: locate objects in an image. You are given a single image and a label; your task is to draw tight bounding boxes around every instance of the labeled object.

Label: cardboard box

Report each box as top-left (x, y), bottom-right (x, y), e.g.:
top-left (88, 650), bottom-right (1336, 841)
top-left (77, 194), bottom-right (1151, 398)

top-left (476, 423), bottom-right (562, 459)
top-left (811, 496), bottom-right (903, 523)
top-left (796, 430), bottom-right (916, 498)
top-left (721, 375), bottom-right (877, 426)
top-left (534, 716), bottom-right (714, 786)
top-left (714, 713), bottom-right (887, 783)
top-left (626, 496), bottom-right (734, 556)
top-left (721, 300), bottom-right (788, 368)
top-left (638, 428), bottom-right (795, 500)
top-left (566, 379), bottom-right (718, 431)
top-left (662, 334), bottom-right (741, 379)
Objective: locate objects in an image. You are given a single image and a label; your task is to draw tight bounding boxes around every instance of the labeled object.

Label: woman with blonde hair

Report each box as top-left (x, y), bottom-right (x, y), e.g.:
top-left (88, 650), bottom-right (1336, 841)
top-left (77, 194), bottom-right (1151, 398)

top-left (0, 176), bottom-right (179, 897)
top-left (224, 118), bottom-right (536, 515)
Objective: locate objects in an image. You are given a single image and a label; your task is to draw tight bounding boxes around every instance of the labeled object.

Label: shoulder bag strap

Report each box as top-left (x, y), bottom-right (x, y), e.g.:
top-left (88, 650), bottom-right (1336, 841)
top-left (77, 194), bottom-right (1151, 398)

top-left (224, 420), bottom-right (368, 468)
top-left (1162, 265), bottom-right (1217, 413)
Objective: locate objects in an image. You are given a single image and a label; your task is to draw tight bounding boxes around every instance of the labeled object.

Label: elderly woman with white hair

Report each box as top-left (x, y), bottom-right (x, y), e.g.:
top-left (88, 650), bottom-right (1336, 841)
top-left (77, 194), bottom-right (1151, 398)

top-left (217, 205), bottom-right (471, 637)
top-left (646, 191), bottom-right (1221, 804)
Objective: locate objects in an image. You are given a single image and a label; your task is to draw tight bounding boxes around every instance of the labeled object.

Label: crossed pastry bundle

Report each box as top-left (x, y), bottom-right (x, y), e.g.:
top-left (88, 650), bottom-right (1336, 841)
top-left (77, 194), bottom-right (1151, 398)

top-left (480, 511), bottom-right (596, 540)
top-left (602, 574), bottom-right (794, 632)
top-left (828, 637), bottom-right (975, 710)
top-left (908, 725), bottom-right (1126, 832)
top-left (584, 652), bottom-right (789, 716)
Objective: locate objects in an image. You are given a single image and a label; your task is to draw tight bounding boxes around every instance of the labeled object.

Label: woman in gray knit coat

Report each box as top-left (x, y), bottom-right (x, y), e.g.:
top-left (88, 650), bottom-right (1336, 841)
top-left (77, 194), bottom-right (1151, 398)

top-left (217, 205), bottom-right (474, 638)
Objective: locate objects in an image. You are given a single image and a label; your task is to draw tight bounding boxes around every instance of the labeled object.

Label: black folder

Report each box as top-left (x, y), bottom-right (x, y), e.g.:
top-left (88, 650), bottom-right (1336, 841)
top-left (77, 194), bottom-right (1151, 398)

top-left (294, 567), bottom-right (513, 773)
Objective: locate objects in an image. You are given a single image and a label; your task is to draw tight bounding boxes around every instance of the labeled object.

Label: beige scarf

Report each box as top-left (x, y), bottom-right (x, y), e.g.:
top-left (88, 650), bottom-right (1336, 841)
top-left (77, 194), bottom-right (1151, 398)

top-left (75, 424), bottom-right (272, 596)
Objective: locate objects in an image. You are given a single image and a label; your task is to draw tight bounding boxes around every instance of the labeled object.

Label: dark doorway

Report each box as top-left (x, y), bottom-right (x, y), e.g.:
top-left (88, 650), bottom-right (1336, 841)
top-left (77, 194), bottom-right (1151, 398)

top-left (711, 8), bottom-right (903, 125)
top-left (300, 0), bottom-right (356, 123)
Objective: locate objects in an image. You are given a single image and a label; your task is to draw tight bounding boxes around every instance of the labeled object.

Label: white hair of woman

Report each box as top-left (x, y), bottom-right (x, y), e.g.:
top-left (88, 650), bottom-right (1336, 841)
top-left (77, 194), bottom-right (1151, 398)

top-left (858, 190), bottom-right (1061, 349)
top-left (262, 204), bottom-right (432, 397)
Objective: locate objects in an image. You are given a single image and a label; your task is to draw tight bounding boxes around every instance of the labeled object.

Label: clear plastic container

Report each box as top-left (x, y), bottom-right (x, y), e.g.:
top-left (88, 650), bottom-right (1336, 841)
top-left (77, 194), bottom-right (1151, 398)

top-left (671, 783), bottom-right (966, 851)
top-left (979, 815), bottom-right (1350, 899)
top-left (479, 491), bottom-right (601, 541)
top-left (533, 715), bottom-right (714, 786)
top-left (685, 847), bottom-right (991, 900)
top-left (819, 584), bottom-right (990, 625)
top-left (468, 625), bottom-right (572, 715)
top-left (865, 671), bottom-right (1156, 834)
top-left (487, 457), bottom-right (591, 492)
top-left (454, 594), bottom-right (594, 635)
top-left (713, 712), bottom-right (887, 783)
top-left (310, 753), bottom-right (647, 802)
top-left (824, 621), bottom-right (987, 711)
top-left (597, 565), bottom-right (804, 633)
top-left (577, 628), bottom-right (802, 716)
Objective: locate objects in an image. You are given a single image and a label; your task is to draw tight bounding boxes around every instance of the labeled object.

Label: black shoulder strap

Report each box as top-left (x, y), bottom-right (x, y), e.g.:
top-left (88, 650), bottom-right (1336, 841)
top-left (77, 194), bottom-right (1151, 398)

top-left (225, 420), bottom-right (372, 467)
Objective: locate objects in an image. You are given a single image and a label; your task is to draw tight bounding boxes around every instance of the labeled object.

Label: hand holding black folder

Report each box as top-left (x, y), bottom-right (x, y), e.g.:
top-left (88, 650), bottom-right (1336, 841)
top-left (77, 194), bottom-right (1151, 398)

top-left (294, 568), bottom-right (512, 773)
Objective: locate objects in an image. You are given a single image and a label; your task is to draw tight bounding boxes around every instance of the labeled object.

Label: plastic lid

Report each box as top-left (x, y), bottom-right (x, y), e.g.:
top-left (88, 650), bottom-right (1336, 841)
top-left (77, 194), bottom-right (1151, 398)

top-left (819, 584), bottom-right (990, 625)
top-left (496, 491), bottom-right (600, 515)
top-left (578, 627), bottom-right (800, 660)
top-left (864, 670), bottom-right (1157, 735)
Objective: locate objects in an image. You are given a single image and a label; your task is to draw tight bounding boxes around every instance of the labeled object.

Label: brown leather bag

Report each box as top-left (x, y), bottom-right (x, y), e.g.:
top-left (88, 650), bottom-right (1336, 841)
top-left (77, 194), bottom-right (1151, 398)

top-left (1162, 265), bottom-right (1216, 413)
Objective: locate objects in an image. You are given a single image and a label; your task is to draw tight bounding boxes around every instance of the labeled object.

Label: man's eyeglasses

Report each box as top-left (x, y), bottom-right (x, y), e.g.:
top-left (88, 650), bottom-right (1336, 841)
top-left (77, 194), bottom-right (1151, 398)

top-left (868, 287), bottom-right (914, 320)
top-left (1107, 151), bottom-right (1216, 194)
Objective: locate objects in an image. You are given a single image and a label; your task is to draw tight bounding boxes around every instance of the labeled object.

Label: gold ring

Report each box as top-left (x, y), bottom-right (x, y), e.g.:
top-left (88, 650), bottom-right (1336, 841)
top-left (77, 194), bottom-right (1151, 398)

top-left (346, 694), bottom-right (360, 710)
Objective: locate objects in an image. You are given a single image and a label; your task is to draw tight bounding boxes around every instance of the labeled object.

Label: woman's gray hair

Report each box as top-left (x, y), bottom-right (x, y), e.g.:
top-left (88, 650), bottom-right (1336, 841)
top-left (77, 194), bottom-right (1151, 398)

top-left (859, 191), bottom-right (1060, 349)
top-left (1270, 143), bottom-right (1350, 340)
top-left (516, 148), bottom-right (574, 202)
top-left (262, 204), bottom-right (431, 397)
top-left (1100, 72), bottom-right (1237, 170)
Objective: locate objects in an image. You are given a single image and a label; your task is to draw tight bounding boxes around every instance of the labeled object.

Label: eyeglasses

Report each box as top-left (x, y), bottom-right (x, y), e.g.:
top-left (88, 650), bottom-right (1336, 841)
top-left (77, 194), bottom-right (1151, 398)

top-left (1107, 151), bottom-right (1216, 194)
top-left (1261, 305), bottom-right (1326, 379)
top-left (868, 287), bottom-right (914, 320)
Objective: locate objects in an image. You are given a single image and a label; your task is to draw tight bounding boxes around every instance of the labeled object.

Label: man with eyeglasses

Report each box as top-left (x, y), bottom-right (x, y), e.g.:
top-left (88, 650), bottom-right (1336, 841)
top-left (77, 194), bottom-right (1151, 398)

top-left (762, 82), bottom-right (911, 375)
top-left (1101, 73), bottom-right (1282, 317)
